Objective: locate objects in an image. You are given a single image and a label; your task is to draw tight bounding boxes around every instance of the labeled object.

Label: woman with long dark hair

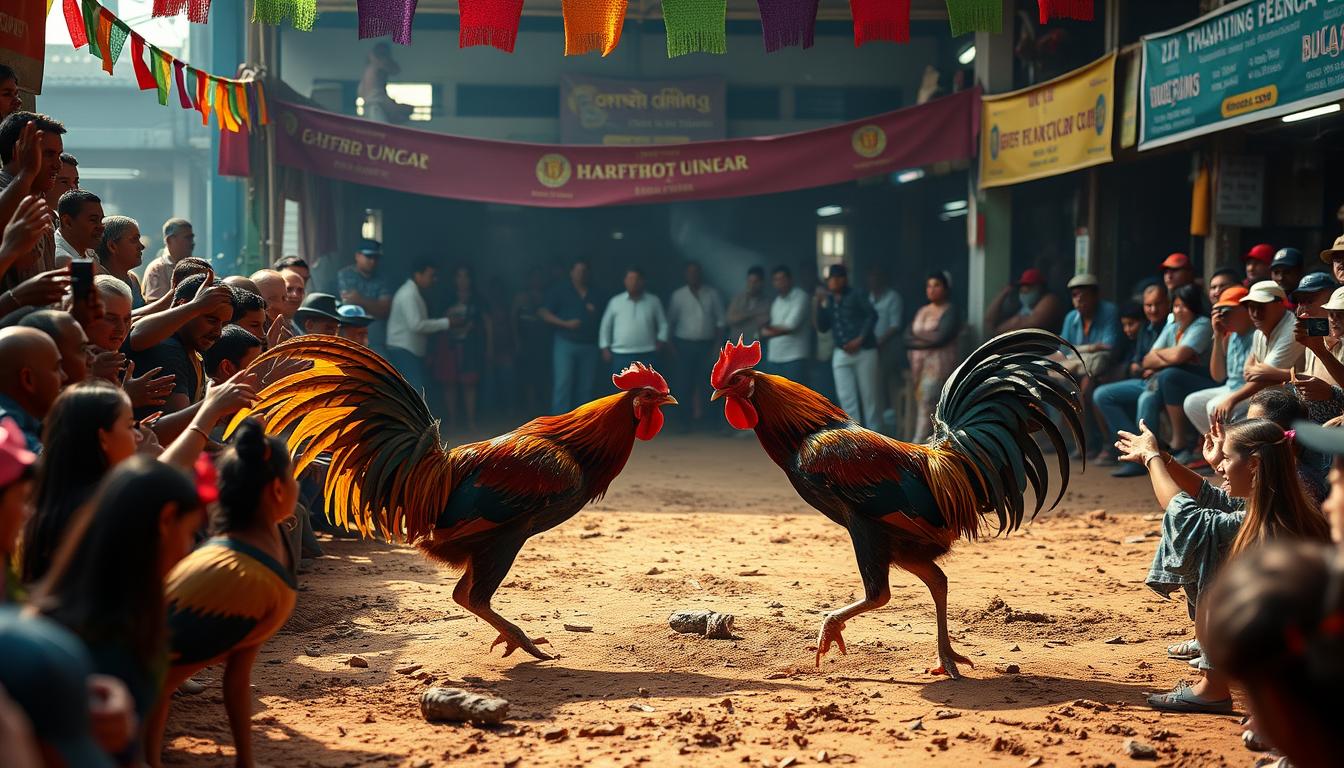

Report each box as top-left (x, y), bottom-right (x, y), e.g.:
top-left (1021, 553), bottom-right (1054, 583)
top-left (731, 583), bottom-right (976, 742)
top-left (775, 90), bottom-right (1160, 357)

top-left (145, 419), bottom-right (298, 768)
top-left (904, 272), bottom-right (960, 443)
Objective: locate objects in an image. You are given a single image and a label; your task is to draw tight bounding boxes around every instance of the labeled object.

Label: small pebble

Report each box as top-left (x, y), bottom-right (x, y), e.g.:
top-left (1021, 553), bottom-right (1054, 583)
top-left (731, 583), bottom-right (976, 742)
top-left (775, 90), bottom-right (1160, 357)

top-left (1124, 738), bottom-right (1157, 760)
top-left (348, 655), bottom-right (369, 668)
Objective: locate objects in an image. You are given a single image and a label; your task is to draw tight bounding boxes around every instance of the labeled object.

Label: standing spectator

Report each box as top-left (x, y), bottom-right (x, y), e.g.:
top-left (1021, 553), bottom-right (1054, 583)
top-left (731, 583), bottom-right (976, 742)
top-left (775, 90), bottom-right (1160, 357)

top-left (337, 239), bottom-right (392, 320)
top-left (95, 216), bottom-right (146, 309)
top-left (760, 265), bottom-right (810, 382)
top-left (18, 310), bottom-right (90, 386)
top-left (1183, 286), bottom-right (1256, 439)
top-left (127, 275), bottom-right (232, 421)
top-left (1321, 234), bottom-right (1344, 285)
top-left (0, 65), bottom-right (21, 119)
top-left (281, 272), bottom-right (305, 328)
top-left (599, 267), bottom-right (668, 375)
top-left (273, 255), bottom-right (310, 286)
top-left (53, 190), bottom-right (101, 267)
top-left (667, 261), bottom-right (725, 429)
top-left (1209, 281), bottom-right (1306, 425)
top-left (539, 259), bottom-right (599, 414)
top-left (0, 112), bottom-right (65, 291)
top-left (984, 267), bottom-right (1065, 336)
top-left (337, 304), bottom-right (374, 347)
top-left (87, 276), bottom-right (131, 355)
top-left (1059, 274), bottom-right (1120, 458)
top-left (140, 219), bottom-right (194, 303)
top-left (47, 152), bottom-right (78, 211)
top-left (510, 272), bottom-right (549, 415)
top-left (358, 43), bottom-right (412, 124)
top-left (387, 260), bottom-right (451, 395)
top-left (1271, 248), bottom-right (1305, 298)
top-left (867, 268), bottom-right (903, 431)
top-left (815, 264), bottom-right (881, 430)
top-left (0, 327), bottom-right (63, 452)
top-left (435, 266), bottom-right (492, 433)
top-left (1206, 268), bottom-right (1241, 310)
top-left (292, 293), bottom-right (342, 337)
top-left (1243, 243), bottom-right (1274, 286)
top-left (905, 272), bottom-right (960, 443)
top-left (727, 266), bottom-right (772, 344)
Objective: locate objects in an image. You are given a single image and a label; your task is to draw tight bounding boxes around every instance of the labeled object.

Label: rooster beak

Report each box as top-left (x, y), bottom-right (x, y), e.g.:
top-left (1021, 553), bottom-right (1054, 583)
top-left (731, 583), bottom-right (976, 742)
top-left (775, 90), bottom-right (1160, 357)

top-left (662, 395), bottom-right (679, 406)
top-left (710, 389), bottom-right (726, 401)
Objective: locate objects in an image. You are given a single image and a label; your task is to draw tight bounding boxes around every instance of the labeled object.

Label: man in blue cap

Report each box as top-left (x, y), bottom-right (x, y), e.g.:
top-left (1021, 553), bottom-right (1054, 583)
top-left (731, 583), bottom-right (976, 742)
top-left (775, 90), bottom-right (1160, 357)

top-left (1293, 271), bottom-right (1339, 316)
top-left (337, 239), bottom-right (392, 322)
top-left (1272, 247), bottom-right (1305, 301)
top-left (337, 303), bottom-right (375, 348)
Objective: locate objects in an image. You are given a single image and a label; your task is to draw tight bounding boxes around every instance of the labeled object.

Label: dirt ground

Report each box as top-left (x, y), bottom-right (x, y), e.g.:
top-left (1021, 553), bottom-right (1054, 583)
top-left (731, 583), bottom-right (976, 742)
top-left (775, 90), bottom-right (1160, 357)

top-left (163, 434), bottom-right (1251, 768)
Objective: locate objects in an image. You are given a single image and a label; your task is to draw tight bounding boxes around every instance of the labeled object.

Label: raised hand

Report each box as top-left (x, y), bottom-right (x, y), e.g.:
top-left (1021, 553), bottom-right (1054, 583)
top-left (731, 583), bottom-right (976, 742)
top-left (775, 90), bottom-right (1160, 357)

top-left (89, 350), bottom-right (127, 382)
top-left (122, 361), bottom-right (176, 409)
top-left (1115, 419), bottom-right (1161, 465)
top-left (200, 369), bottom-right (259, 426)
top-left (12, 123), bottom-right (42, 186)
top-left (10, 267), bottom-right (70, 308)
top-left (1, 195), bottom-right (52, 260)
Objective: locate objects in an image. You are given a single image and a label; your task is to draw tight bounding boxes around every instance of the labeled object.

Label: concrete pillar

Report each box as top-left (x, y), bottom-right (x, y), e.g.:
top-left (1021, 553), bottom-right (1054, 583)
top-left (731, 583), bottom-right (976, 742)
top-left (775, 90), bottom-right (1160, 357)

top-left (967, 27), bottom-right (1015, 341)
top-left (209, 0), bottom-right (244, 274)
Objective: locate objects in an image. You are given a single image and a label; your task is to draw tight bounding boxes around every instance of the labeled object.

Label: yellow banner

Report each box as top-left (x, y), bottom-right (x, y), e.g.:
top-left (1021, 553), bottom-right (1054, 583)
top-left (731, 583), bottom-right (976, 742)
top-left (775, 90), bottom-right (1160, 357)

top-left (980, 52), bottom-right (1116, 189)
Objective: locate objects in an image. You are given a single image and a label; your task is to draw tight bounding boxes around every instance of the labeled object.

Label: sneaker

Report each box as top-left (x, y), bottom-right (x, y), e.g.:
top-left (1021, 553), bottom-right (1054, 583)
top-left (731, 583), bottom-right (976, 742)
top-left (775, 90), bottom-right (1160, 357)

top-left (1112, 463), bottom-right (1147, 478)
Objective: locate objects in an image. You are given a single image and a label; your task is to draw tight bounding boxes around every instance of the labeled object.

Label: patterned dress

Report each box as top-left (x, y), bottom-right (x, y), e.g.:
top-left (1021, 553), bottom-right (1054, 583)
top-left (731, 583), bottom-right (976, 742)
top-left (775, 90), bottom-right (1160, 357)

top-left (907, 302), bottom-right (960, 442)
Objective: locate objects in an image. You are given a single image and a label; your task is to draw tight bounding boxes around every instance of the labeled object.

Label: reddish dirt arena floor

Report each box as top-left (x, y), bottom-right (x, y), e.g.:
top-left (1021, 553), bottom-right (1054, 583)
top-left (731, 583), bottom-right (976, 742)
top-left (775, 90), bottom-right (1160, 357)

top-left (163, 434), bottom-right (1248, 767)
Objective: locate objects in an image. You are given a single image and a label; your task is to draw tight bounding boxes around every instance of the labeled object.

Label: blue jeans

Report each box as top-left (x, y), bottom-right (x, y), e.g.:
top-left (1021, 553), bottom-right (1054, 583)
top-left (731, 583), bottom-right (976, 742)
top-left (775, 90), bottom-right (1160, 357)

top-left (767, 359), bottom-right (807, 383)
top-left (610, 351), bottom-right (659, 378)
top-left (1094, 377), bottom-right (1160, 445)
top-left (551, 337), bottom-right (599, 414)
top-left (386, 346), bottom-right (427, 399)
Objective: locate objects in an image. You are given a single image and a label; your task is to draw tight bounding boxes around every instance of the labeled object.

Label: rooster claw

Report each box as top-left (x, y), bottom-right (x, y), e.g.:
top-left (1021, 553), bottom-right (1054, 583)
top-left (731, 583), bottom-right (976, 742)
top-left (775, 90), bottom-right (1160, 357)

top-left (490, 632), bottom-right (552, 661)
top-left (927, 651), bottom-right (974, 679)
top-left (814, 616), bottom-right (848, 667)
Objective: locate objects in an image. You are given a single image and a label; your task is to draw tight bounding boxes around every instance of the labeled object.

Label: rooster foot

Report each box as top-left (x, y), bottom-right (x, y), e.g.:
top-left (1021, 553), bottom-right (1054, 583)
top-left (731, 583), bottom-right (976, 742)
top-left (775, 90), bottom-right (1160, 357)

top-left (814, 615), bottom-right (848, 667)
top-left (927, 650), bottom-right (974, 680)
top-left (489, 630), bottom-right (552, 661)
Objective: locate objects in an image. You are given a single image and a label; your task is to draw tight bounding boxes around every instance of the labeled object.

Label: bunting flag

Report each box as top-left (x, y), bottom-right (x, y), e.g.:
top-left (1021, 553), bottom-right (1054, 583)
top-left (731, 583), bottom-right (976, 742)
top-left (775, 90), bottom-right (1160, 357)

top-left (356, 0), bottom-right (416, 44)
top-left (1038, 0), bottom-right (1092, 23)
top-left (849, 0), bottom-right (910, 46)
top-left (151, 47), bottom-right (173, 105)
top-left (83, 0), bottom-right (101, 55)
top-left (253, 0), bottom-right (318, 32)
top-left (217, 79), bottom-right (241, 132)
top-left (756, 0), bottom-right (820, 51)
top-left (64, 0), bottom-right (87, 47)
top-left (173, 59), bottom-right (193, 109)
top-left (562, 0), bottom-right (628, 56)
top-left (254, 80), bottom-right (270, 125)
top-left (130, 34), bottom-right (157, 90)
top-left (153, 0), bottom-right (212, 24)
top-left (661, 0), bottom-right (726, 57)
top-left (945, 0), bottom-right (1001, 35)
top-left (235, 82), bottom-right (251, 129)
top-left (458, 0), bottom-right (524, 52)
top-left (196, 69), bottom-right (211, 125)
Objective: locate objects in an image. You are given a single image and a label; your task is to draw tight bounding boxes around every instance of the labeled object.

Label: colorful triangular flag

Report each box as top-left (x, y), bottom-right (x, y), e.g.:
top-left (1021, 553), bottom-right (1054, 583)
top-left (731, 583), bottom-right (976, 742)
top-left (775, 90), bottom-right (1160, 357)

top-left (945, 0), bottom-right (1001, 35)
top-left (661, 0), bottom-right (726, 57)
top-left (850, 0), bottom-right (910, 46)
top-left (64, 0), bottom-right (88, 48)
top-left (174, 59), bottom-right (193, 109)
top-left (130, 34), bottom-right (157, 89)
top-left (151, 47), bottom-right (173, 105)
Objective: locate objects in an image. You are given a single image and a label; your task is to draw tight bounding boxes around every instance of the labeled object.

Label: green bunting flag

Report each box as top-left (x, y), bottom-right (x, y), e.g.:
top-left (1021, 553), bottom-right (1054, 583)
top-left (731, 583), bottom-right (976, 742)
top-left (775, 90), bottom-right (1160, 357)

top-left (944, 0), bottom-right (1001, 35)
top-left (152, 47), bottom-right (173, 105)
top-left (661, 0), bottom-right (727, 57)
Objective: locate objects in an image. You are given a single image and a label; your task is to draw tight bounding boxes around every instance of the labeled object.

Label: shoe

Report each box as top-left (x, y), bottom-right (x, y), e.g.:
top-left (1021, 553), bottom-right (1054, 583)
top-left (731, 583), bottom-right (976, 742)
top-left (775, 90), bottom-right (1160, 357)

top-left (1167, 639), bottom-right (1202, 661)
top-left (1112, 463), bottom-right (1148, 478)
top-left (1146, 683), bottom-right (1234, 714)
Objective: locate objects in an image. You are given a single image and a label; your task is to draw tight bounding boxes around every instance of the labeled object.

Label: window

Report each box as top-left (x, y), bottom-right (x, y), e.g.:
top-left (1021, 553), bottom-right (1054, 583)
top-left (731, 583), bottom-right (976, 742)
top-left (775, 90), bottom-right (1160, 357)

top-left (357, 83), bottom-right (436, 121)
top-left (456, 85), bottom-right (559, 118)
top-left (282, 199), bottom-right (300, 259)
top-left (817, 224), bottom-right (848, 276)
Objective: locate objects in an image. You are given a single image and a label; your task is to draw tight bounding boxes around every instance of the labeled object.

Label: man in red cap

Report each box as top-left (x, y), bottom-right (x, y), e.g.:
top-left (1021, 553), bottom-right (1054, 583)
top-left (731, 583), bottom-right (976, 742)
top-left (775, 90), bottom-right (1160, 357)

top-left (984, 266), bottom-right (1065, 337)
top-left (1161, 253), bottom-right (1196, 296)
top-left (1244, 243), bottom-right (1274, 285)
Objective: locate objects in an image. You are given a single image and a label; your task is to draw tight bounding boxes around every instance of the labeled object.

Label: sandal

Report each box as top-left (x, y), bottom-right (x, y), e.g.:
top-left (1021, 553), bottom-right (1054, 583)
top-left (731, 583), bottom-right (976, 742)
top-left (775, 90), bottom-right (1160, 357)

top-left (1146, 683), bottom-right (1234, 714)
top-left (1167, 639), bottom-right (1202, 660)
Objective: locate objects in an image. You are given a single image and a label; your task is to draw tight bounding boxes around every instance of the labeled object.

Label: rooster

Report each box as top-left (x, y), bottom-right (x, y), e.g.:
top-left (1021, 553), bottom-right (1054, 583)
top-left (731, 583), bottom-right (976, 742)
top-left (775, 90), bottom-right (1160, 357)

top-left (710, 330), bottom-right (1082, 678)
top-left (231, 336), bottom-right (676, 660)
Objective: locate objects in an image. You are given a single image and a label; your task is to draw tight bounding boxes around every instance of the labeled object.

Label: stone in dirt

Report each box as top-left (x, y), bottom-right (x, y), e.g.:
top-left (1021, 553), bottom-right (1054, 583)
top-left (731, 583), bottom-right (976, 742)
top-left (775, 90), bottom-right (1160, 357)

top-left (563, 624), bottom-right (593, 632)
top-left (395, 664), bottom-right (422, 675)
top-left (347, 655), bottom-right (369, 668)
top-left (303, 646), bottom-right (321, 657)
top-left (542, 727), bottom-right (568, 742)
top-left (419, 687), bottom-right (509, 725)
top-left (1124, 738), bottom-right (1157, 760)
top-left (1104, 636), bottom-right (1126, 644)
top-left (578, 724), bottom-right (625, 737)
top-left (668, 610), bottom-right (735, 639)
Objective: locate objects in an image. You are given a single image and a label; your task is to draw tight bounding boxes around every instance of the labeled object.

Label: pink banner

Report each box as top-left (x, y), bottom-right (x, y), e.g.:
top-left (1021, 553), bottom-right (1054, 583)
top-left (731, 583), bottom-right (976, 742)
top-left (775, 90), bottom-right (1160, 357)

top-left (270, 89), bottom-right (979, 208)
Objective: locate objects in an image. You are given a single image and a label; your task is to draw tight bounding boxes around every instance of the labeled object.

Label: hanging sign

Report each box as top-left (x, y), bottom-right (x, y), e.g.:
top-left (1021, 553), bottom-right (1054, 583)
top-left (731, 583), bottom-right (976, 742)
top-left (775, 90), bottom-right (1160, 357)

top-left (1140, 0), bottom-right (1344, 150)
top-left (0, 0), bottom-right (46, 94)
top-left (980, 52), bottom-right (1115, 189)
top-left (561, 75), bottom-right (726, 145)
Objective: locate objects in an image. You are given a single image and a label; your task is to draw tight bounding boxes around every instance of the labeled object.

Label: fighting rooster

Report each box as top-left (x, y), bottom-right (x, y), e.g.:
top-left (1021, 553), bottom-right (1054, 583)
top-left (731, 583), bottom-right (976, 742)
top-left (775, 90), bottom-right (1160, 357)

top-left (710, 330), bottom-right (1082, 678)
top-left (231, 336), bottom-right (676, 660)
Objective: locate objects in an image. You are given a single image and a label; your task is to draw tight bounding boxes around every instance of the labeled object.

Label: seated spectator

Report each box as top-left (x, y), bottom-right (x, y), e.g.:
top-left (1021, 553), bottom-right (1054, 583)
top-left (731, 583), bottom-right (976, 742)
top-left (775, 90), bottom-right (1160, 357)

top-left (134, 256), bottom-right (213, 321)
top-left (282, 271), bottom-right (305, 322)
top-left (140, 219), bottom-right (195, 303)
top-left (1293, 271), bottom-right (1338, 316)
top-left (1209, 281), bottom-right (1305, 425)
top-left (337, 303), bottom-right (374, 347)
top-left (0, 417), bottom-right (36, 602)
top-left (0, 326), bottom-right (63, 452)
top-left (1201, 541), bottom-right (1343, 768)
top-left (146, 419), bottom-right (298, 768)
top-left (53, 190), bottom-right (102, 267)
top-left (294, 293), bottom-right (342, 336)
top-left (1094, 286), bottom-right (1170, 467)
top-left (1294, 286), bottom-right (1344, 424)
top-left (94, 217), bottom-right (146, 309)
top-left (1107, 284), bottom-right (1214, 476)
top-left (203, 326), bottom-right (263, 385)
top-left (1206, 268), bottom-right (1241, 311)
top-left (1161, 252), bottom-right (1197, 296)
top-left (88, 276), bottom-right (131, 355)
top-left (1115, 418), bottom-right (1329, 714)
top-left (86, 276), bottom-right (175, 412)
top-left (18, 309), bottom-right (90, 386)
top-left (248, 269), bottom-right (287, 324)
top-left (1244, 243), bottom-right (1274, 286)
top-left (1183, 286), bottom-right (1255, 443)
top-left (1242, 387), bottom-right (1329, 503)
top-left (1322, 234), bottom-right (1344, 286)
top-left (229, 287), bottom-right (267, 341)
top-left (1271, 248), bottom-right (1305, 300)
top-left (1059, 274), bottom-right (1119, 458)
top-left (984, 267), bottom-right (1065, 337)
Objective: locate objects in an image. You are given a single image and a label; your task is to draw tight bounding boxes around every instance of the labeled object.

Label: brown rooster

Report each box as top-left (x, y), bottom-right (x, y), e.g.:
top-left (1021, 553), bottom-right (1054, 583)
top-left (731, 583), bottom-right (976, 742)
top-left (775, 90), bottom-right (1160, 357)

top-left (231, 336), bottom-right (676, 660)
top-left (710, 330), bottom-right (1082, 678)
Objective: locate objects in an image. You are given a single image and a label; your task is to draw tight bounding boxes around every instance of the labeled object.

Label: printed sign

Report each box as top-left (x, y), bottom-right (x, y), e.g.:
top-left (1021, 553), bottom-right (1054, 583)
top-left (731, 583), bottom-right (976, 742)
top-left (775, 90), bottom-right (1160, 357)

top-left (1215, 154), bottom-right (1266, 228)
top-left (1140, 0), bottom-right (1344, 149)
top-left (0, 0), bottom-right (45, 94)
top-left (561, 75), bottom-right (725, 145)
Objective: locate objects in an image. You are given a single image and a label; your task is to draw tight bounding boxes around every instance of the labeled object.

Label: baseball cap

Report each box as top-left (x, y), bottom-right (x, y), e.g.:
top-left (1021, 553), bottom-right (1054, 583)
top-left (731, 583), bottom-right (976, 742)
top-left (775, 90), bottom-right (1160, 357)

top-left (825, 264), bottom-right (848, 279)
top-left (336, 304), bottom-right (375, 327)
top-left (1240, 280), bottom-right (1287, 304)
top-left (356, 238), bottom-right (382, 257)
top-left (1161, 253), bottom-right (1191, 270)
top-left (1322, 286), bottom-right (1344, 312)
top-left (1016, 267), bottom-right (1045, 287)
top-left (1213, 285), bottom-right (1249, 309)
top-left (1293, 271), bottom-right (1338, 297)
top-left (0, 418), bottom-right (36, 488)
top-left (1244, 243), bottom-right (1275, 264)
top-left (0, 608), bottom-right (115, 768)
top-left (1066, 274), bottom-right (1098, 290)
top-left (1271, 247), bottom-right (1304, 269)
top-left (1319, 234), bottom-right (1344, 264)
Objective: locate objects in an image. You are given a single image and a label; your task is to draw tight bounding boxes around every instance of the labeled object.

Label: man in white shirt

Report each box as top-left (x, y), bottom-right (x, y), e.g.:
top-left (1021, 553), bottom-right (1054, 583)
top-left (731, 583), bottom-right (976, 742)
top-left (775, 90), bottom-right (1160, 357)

top-left (867, 268), bottom-right (903, 430)
top-left (667, 261), bottom-right (725, 429)
top-left (1211, 280), bottom-right (1305, 425)
top-left (141, 219), bottom-right (195, 302)
top-left (53, 189), bottom-right (102, 267)
top-left (599, 267), bottom-right (668, 376)
top-left (387, 260), bottom-right (452, 396)
top-left (760, 265), bottom-right (810, 382)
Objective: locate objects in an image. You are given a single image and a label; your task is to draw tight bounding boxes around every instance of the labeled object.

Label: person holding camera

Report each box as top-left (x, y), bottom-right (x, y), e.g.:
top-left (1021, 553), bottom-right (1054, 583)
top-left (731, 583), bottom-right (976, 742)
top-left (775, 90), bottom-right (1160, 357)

top-left (1292, 285), bottom-right (1344, 423)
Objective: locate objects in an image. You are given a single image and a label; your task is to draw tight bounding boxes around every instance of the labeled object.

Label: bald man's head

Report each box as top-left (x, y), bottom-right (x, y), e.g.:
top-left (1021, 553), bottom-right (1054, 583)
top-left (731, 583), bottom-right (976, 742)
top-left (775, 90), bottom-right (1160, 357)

top-left (223, 275), bottom-right (261, 296)
top-left (250, 269), bottom-right (286, 322)
top-left (19, 310), bottom-right (90, 385)
top-left (0, 327), bottom-right (65, 419)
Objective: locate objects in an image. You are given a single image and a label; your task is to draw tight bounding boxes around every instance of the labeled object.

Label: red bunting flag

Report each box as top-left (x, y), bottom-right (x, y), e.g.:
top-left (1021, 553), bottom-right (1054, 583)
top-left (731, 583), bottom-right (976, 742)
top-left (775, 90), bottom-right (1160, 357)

top-left (64, 0), bottom-right (88, 47)
top-left (1037, 0), bottom-right (1092, 22)
top-left (173, 59), bottom-right (193, 109)
top-left (459, 0), bottom-right (525, 52)
top-left (153, 0), bottom-right (213, 24)
top-left (130, 34), bottom-right (157, 90)
top-left (849, 0), bottom-right (910, 46)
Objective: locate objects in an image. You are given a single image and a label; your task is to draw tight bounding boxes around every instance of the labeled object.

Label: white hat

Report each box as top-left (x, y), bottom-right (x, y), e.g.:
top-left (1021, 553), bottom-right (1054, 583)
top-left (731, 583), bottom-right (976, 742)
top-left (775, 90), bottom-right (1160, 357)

top-left (1323, 286), bottom-right (1344, 312)
top-left (1240, 280), bottom-right (1286, 304)
top-left (1066, 274), bottom-right (1099, 289)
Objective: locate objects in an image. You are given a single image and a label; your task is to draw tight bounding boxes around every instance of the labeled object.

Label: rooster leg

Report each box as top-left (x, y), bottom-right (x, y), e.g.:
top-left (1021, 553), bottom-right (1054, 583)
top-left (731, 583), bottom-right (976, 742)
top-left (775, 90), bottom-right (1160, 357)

top-left (451, 542), bottom-right (553, 661)
top-left (898, 557), bottom-right (973, 680)
top-left (816, 527), bottom-right (892, 667)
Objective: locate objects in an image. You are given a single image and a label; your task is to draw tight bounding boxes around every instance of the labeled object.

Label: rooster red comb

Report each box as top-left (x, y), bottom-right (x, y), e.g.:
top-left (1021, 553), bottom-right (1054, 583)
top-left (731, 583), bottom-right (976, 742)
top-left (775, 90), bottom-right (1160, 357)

top-left (711, 336), bottom-right (762, 389)
top-left (613, 362), bottom-right (668, 394)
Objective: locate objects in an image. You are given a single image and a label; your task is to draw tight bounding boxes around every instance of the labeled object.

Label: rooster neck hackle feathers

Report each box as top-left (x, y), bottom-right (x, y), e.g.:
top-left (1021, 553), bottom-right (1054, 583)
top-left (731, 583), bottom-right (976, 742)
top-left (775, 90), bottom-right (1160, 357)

top-left (746, 372), bottom-right (849, 460)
